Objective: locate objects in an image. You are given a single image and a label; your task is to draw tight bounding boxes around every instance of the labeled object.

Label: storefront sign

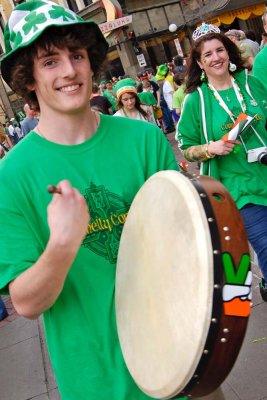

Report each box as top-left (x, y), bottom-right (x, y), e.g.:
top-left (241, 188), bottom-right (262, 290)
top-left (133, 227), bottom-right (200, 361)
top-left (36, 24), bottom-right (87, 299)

top-left (137, 53), bottom-right (147, 67)
top-left (99, 15), bottom-right (133, 34)
top-left (174, 38), bottom-right (184, 57)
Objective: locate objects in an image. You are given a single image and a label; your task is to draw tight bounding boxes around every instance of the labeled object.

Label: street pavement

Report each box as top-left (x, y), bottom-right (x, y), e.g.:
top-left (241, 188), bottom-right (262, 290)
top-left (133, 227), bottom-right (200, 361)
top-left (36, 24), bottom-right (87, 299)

top-left (0, 130), bottom-right (267, 400)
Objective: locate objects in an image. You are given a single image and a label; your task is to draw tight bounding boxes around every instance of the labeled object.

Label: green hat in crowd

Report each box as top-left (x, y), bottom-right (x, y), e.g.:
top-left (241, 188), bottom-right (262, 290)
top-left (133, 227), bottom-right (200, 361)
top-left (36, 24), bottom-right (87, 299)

top-left (0, 0), bottom-right (109, 86)
top-left (155, 64), bottom-right (169, 80)
top-left (113, 78), bottom-right (137, 100)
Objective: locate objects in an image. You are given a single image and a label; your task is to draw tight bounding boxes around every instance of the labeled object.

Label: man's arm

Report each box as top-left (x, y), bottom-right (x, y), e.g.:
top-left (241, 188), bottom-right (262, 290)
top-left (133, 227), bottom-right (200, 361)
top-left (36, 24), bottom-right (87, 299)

top-left (9, 180), bottom-right (89, 319)
top-left (156, 90), bottom-right (161, 108)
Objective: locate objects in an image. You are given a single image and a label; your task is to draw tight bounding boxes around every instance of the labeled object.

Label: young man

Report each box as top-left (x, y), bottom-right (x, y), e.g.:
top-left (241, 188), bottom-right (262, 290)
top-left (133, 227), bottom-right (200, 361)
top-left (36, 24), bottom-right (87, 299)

top-left (21, 103), bottom-right (39, 136)
top-left (0, 1), bottom-right (178, 399)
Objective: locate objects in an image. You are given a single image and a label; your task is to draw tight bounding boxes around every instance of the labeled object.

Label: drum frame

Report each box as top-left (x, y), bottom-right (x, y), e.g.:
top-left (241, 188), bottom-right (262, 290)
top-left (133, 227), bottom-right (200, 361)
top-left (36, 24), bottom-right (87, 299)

top-left (176, 173), bottom-right (250, 398)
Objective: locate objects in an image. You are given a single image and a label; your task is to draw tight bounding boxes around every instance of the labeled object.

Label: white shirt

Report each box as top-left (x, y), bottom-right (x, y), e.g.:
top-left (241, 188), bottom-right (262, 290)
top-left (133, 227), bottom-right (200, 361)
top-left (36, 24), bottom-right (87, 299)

top-left (163, 80), bottom-right (174, 110)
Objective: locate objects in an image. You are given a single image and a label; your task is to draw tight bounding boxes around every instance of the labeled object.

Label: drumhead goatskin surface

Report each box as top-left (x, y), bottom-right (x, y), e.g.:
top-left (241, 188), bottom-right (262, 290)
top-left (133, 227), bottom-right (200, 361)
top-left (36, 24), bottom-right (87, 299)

top-left (116, 171), bottom-right (214, 398)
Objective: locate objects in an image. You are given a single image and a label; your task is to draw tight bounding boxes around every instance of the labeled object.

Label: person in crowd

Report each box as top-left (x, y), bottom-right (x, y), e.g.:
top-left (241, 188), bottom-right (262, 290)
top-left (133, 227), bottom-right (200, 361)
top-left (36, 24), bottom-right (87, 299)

top-left (0, 125), bottom-right (13, 157)
top-left (21, 104), bottom-right (39, 136)
top-left (6, 120), bottom-right (19, 144)
top-left (173, 55), bottom-right (187, 74)
top-left (13, 120), bottom-right (24, 141)
top-left (244, 30), bottom-right (260, 55)
top-left (172, 73), bottom-right (186, 119)
top-left (155, 64), bottom-right (176, 133)
top-left (225, 29), bottom-right (254, 70)
top-left (259, 32), bottom-right (267, 50)
top-left (0, 2), bottom-right (178, 400)
top-left (177, 23), bottom-right (267, 302)
top-left (0, 296), bottom-right (8, 321)
top-left (90, 82), bottom-right (113, 114)
top-left (138, 79), bottom-right (162, 127)
top-left (137, 71), bottom-right (160, 106)
top-left (146, 68), bottom-right (158, 83)
top-left (112, 76), bottom-right (118, 84)
top-left (103, 80), bottom-right (118, 113)
top-left (113, 78), bottom-right (156, 124)
top-left (137, 79), bottom-right (157, 107)
top-left (253, 12), bottom-right (267, 90)
top-left (166, 63), bottom-right (175, 88)
top-left (98, 79), bottom-right (106, 95)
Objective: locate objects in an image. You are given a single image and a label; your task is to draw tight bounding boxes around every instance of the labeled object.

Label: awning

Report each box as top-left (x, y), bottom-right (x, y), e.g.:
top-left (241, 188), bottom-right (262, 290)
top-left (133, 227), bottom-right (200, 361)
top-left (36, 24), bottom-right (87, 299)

top-left (192, 0), bottom-right (265, 25)
top-left (207, 3), bottom-right (266, 26)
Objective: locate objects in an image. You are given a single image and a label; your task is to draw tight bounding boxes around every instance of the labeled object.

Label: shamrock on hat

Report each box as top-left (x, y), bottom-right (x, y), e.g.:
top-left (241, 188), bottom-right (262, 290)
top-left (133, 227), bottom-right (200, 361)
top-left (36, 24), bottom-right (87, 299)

top-left (0, 0), bottom-right (109, 86)
top-left (113, 78), bottom-right (137, 100)
top-left (155, 65), bottom-right (169, 80)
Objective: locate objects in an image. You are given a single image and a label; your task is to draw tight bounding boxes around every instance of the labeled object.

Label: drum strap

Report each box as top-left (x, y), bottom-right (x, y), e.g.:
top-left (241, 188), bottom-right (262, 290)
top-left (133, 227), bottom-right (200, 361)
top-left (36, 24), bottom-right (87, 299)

top-left (197, 87), bottom-right (211, 177)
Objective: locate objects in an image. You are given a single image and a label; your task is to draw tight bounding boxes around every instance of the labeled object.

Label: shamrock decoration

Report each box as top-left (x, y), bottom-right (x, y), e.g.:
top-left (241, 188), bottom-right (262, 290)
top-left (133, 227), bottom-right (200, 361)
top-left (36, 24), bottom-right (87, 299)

top-left (22, 11), bottom-right (47, 36)
top-left (11, 31), bottom-right (23, 49)
top-left (49, 4), bottom-right (76, 22)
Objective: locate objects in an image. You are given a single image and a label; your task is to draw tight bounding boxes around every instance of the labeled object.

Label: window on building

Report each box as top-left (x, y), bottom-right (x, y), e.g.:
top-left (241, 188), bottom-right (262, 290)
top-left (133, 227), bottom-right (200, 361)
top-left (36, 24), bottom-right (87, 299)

top-left (66, 0), bottom-right (79, 12)
top-left (83, 0), bottom-right (93, 6)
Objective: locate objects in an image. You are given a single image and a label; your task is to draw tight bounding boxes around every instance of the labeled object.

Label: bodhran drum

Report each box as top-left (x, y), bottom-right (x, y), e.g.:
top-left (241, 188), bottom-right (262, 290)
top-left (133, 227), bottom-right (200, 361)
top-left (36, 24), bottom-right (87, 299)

top-left (116, 171), bottom-right (251, 399)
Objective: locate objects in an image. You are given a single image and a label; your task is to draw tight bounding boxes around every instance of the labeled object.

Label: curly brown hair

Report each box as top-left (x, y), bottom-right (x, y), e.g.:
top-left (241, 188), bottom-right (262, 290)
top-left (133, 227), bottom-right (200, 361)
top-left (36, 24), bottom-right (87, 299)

top-left (10, 25), bottom-right (108, 111)
top-left (186, 32), bottom-right (246, 93)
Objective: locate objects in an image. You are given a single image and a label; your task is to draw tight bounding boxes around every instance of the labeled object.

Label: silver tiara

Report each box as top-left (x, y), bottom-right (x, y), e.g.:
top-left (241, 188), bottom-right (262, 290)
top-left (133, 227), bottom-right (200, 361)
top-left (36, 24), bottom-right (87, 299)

top-left (192, 22), bottom-right (220, 41)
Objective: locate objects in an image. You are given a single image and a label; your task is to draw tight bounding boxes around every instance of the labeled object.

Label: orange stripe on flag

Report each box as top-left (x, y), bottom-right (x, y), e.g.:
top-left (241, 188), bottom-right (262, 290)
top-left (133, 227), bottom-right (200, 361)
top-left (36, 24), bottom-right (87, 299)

top-left (224, 297), bottom-right (251, 317)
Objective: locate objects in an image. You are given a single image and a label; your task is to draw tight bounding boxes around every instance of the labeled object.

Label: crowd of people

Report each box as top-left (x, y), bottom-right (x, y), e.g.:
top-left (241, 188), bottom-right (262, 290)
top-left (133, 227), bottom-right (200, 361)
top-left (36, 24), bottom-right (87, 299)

top-left (0, 1), bottom-right (267, 400)
top-left (88, 60), bottom-right (187, 135)
top-left (0, 103), bottom-right (38, 159)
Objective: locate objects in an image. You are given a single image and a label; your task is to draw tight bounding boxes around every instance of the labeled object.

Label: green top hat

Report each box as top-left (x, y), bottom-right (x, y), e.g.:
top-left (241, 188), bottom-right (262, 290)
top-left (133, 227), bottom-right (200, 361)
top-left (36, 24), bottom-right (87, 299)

top-left (0, 0), bottom-right (109, 86)
top-left (113, 78), bottom-right (137, 100)
top-left (155, 64), bottom-right (169, 80)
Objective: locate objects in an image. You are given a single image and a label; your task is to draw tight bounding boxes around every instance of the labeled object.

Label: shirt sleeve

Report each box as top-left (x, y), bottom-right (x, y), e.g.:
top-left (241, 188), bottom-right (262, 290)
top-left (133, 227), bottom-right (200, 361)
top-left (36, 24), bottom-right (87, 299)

top-left (252, 52), bottom-right (267, 93)
top-left (248, 74), bottom-right (267, 118)
top-left (176, 92), bottom-right (202, 151)
top-left (0, 189), bottom-right (43, 294)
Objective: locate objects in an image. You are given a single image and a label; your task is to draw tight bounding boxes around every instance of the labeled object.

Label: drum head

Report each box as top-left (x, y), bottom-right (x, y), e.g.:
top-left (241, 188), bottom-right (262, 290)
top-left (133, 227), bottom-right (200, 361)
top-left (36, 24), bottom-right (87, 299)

top-left (116, 171), bottom-right (214, 399)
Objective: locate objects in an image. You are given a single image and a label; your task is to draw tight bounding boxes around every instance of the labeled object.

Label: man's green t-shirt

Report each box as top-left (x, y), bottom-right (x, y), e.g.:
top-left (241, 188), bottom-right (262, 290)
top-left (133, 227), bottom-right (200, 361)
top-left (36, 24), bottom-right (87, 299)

top-left (0, 114), bottom-right (178, 400)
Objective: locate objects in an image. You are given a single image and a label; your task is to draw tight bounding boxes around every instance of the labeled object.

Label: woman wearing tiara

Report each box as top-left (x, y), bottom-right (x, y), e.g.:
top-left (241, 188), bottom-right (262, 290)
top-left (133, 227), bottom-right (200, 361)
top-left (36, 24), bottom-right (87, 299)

top-left (177, 23), bottom-right (267, 302)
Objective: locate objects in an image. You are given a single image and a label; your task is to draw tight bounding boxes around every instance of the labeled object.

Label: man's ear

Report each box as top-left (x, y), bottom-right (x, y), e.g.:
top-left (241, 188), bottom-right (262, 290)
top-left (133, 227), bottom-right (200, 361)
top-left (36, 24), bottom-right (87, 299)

top-left (26, 82), bottom-right (36, 92)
